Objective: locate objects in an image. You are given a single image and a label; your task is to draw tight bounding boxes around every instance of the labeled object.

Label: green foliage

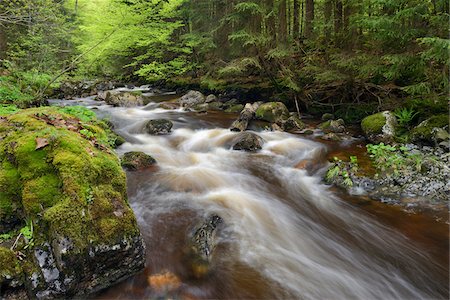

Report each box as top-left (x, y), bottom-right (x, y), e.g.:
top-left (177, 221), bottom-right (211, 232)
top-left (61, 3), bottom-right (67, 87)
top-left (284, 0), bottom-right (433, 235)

top-left (325, 156), bottom-right (359, 188)
top-left (394, 108), bottom-right (418, 128)
top-left (366, 143), bottom-right (424, 176)
top-left (0, 105), bottom-right (20, 116)
top-left (20, 220), bottom-right (34, 249)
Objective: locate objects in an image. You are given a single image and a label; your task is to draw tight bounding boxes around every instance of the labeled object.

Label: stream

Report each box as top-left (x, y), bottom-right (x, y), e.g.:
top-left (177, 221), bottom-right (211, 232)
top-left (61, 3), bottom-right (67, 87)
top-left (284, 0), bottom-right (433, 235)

top-left (50, 90), bottom-right (449, 300)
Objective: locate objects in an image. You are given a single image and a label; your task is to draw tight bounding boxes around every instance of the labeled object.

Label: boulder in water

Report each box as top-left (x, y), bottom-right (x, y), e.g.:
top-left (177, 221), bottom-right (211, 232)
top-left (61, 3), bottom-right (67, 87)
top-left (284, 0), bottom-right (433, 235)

top-left (0, 107), bottom-right (145, 298)
top-left (145, 119), bottom-right (173, 135)
top-left (283, 115), bottom-right (306, 132)
top-left (231, 132), bottom-right (264, 152)
top-left (255, 102), bottom-right (290, 124)
top-left (188, 215), bottom-right (223, 278)
top-left (105, 91), bottom-right (144, 107)
top-left (179, 90), bottom-right (206, 108)
top-left (205, 94), bottom-right (218, 103)
top-left (121, 152), bottom-right (156, 170)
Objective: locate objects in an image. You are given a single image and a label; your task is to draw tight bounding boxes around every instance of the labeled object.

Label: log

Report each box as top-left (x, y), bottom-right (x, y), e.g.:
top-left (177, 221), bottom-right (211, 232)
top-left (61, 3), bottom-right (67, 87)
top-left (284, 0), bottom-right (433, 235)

top-left (230, 102), bottom-right (261, 132)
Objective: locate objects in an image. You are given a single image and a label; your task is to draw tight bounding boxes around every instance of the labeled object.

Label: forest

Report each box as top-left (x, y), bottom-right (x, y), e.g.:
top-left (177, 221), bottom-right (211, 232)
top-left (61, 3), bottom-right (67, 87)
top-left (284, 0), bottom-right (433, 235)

top-left (0, 0), bottom-right (449, 299)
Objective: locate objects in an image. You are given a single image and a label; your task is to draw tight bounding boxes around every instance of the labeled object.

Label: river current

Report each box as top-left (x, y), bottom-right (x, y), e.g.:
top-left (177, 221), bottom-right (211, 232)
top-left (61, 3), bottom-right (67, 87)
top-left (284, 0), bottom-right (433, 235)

top-left (50, 91), bottom-right (449, 300)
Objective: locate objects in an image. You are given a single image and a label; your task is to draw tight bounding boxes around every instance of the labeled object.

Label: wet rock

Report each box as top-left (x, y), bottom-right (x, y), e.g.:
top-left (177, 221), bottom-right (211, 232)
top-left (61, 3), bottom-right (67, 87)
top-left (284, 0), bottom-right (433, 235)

top-left (96, 81), bottom-right (115, 92)
top-left (225, 104), bottom-right (244, 113)
top-left (208, 102), bottom-right (224, 111)
top-left (230, 102), bottom-right (261, 132)
top-left (255, 102), bottom-right (290, 124)
top-left (223, 99), bottom-right (239, 110)
top-left (179, 90), bottom-right (206, 108)
top-left (145, 119), bottom-right (173, 135)
top-left (361, 111), bottom-right (397, 143)
top-left (192, 103), bottom-right (209, 113)
top-left (319, 119), bottom-right (345, 133)
top-left (188, 215), bottom-right (223, 278)
top-left (321, 133), bottom-right (342, 141)
top-left (410, 115), bottom-right (448, 144)
top-left (231, 132), bottom-right (264, 152)
top-left (205, 94), bottom-right (217, 103)
top-left (105, 91), bottom-right (144, 107)
top-left (0, 107), bottom-right (146, 298)
top-left (121, 152), bottom-right (156, 171)
top-left (57, 80), bottom-right (97, 99)
top-left (283, 115), bottom-right (306, 132)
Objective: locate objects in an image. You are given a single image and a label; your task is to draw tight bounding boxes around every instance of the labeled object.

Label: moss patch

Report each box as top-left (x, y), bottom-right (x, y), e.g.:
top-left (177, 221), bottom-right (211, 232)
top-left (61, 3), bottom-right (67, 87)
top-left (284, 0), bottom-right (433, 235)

top-left (0, 247), bottom-right (23, 286)
top-left (411, 114), bottom-right (449, 142)
top-left (255, 102), bottom-right (289, 123)
top-left (361, 112), bottom-right (386, 135)
top-left (0, 107), bottom-right (140, 252)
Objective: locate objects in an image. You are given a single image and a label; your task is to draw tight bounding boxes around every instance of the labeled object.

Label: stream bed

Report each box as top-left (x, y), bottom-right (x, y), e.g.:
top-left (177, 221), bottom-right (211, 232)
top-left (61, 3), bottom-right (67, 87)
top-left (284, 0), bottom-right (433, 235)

top-left (50, 93), bottom-right (449, 299)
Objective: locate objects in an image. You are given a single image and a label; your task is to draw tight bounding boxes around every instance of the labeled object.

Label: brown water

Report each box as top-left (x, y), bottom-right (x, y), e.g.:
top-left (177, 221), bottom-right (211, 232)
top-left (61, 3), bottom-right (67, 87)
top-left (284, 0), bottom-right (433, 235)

top-left (53, 95), bottom-right (449, 300)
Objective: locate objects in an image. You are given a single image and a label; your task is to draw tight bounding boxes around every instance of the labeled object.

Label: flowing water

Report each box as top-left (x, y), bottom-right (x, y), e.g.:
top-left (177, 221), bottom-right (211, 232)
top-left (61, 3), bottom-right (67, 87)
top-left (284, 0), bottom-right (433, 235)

top-left (51, 93), bottom-right (449, 300)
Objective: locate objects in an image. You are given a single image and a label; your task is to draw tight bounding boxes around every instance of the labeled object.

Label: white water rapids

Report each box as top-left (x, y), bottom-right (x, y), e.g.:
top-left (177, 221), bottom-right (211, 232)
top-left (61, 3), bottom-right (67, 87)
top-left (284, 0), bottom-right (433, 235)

top-left (51, 95), bottom-right (448, 299)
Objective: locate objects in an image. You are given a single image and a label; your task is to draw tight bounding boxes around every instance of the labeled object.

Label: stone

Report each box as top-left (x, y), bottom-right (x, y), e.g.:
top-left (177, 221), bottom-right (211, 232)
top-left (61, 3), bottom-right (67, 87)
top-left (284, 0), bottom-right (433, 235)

top-left (410, 115), bottom-right (448, 144)
top-left (144, 119), bottom-right (173, 135)
top-left (105, 91), bottom-right (144, 107)
top-left (231, 132), bottom-right (264, 152)
top-left (205, 94), bottom-right (217, 103)
top-left (319, 119), bottom-right (345, 133)
top-left (179, 90), bottom-right (206, 108)
top-left (0, 107), bottom-right (145, 299)
top-left (188, 215), bottom-right (223, 278)
top-left (225, 104), bottom-right (244, 113)
top-left (121, 152), bottom-right (156, 171)
top-left (208, 102), bottom-right (224, 111)
top-left (283, 115), bottom-right (306, 132)
top-left (255, 102), bottom-right (290, 123)
top-left (361, 111), bottom-right (397, 143)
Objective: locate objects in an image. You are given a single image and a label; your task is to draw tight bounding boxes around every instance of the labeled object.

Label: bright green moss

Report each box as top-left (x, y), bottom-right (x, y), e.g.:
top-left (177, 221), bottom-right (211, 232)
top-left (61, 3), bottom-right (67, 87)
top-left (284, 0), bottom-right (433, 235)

top-left (0, 107), bottom-right (140, 251)
top-left (255, 102), bottom-right (289, 123)
top-left (361, 112), bottom-right (386, 134)
top-left (22, 174), bottom-right (62, 215)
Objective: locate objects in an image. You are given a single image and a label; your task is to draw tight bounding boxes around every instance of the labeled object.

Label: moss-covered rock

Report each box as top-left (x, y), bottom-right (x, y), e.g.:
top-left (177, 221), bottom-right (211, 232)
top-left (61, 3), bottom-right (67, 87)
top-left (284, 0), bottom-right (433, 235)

top-left (283, 115), bottom-right (306, 132)
top-left (361, 111), bottom-right (397, 143)
top-left (225, 104), bottom-right (244, 113)
top-left (145, 119), bottom-right (173, 135)
top-left (410, 114), bottom-right (448, 144)
top-left (0, 247), bottom-right (23, 288)
top-left (0, 107), bottom-right (145, 298)
top-left (121, 152), bottom-right (156, 171)
top-left (255, 102), bottom-right (290, 123)
top-left (319, 119), bottom-right (345, 133)
top-left (231, 132), bottom-right (264, 152)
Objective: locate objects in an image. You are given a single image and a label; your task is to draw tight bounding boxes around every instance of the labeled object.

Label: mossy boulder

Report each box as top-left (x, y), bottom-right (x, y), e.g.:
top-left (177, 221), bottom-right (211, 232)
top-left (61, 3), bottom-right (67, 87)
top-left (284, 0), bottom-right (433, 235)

top-left (0, 107), bottom-right (145, 298)
top-left (121, 152), bottom-right (156, 171)
top-left (319, 119), bottom-right (345, 133)
top-left (144, 119), bottom-right (173, 135)
top-left (283, 115), bottom-right (306, 132)
top-left (255, 102), bottom-right (289, 123)
top-left (410, 114), bottom-right (449, 144)
top-left (105, 91), bottom-right (144, 107)
top-left (225, 104), bottom-right (244, 113)
top-left (0, 247), bottom-right (23, 289)
top-left (361, 111), bottom-right (397, 143)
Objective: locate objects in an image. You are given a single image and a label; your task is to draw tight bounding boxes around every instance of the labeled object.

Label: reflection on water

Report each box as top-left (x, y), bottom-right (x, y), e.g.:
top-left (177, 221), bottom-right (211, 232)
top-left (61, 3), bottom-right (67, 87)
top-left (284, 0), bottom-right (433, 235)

top-left (52, 96), bottom-right (448, 299)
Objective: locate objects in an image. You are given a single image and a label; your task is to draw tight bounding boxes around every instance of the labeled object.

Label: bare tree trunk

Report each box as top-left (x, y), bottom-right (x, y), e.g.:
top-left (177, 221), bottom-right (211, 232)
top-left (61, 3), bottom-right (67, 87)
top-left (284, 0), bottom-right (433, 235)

top-left (334, 0), bottom-right (343, 37)
top-left (278, 0), bottom-right (288, 45)
top-left (293, 0), bottom-right (300, 40)
top-left (305, 0), bottom-right (314, 38)
top-left (324, 0), bottom-right (332, 42)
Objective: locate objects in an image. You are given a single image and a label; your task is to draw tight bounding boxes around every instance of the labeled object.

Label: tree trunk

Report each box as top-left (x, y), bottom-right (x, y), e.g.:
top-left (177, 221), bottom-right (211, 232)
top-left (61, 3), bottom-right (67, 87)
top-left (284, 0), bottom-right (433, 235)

top-left (278, 0), bottom-right (288, 45)
top-left (324, 0), bottom-right (332, 42)
top-left (293, 0), bottom-right (300, 40)
top-left (334, 0), bottom-right (343, 37)
top-left (305, 0), bottom-right (314, 38)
